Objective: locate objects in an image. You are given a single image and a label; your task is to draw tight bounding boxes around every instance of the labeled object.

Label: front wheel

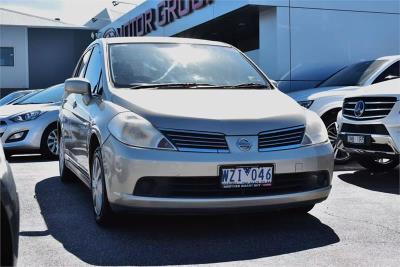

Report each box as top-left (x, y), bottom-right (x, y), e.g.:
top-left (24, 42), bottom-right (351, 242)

top-left (91, 147), bottom-right (113, 225)
top-left (41, 125), bottom-right (59, 159)
top-left (325, 118), bottom-right (351, 164)
top-left (356, 155), bottom-right (399, 172)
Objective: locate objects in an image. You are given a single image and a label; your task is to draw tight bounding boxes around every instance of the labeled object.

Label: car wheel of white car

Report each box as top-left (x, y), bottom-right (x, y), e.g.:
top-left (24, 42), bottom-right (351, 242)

top-left (91, 147), bottom-right (112, 225)
top-left (356, 156), bottom-right (399, 172)
top-left (326, 121), bottom-right (351, 164)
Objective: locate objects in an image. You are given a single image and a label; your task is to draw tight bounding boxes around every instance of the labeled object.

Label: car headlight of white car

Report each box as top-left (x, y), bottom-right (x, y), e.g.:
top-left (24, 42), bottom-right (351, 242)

top-left (297, 100), bottom-right (314, 109)
top-left (108, 112), bottom-right (176, 150)
top-left (302, 110), bottom-right (329, 145)
top-left (10, 111), bottom-right (43, 122)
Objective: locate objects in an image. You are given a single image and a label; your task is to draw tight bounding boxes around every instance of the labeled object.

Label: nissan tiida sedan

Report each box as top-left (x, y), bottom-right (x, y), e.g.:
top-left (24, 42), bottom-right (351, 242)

top-left (0, 84), bottom-right (64, 158)
top-left (59, 37), bottom-right (334, 224)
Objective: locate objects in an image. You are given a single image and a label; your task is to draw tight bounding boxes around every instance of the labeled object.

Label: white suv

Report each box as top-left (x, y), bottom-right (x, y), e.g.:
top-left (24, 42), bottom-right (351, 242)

top-left (289, 55), bottom-right (400, 163)
top-left (337, 79), bottom-right (400, 171)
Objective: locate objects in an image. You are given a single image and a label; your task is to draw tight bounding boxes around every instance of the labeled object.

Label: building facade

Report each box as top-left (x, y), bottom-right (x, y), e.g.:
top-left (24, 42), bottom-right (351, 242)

top-left (98, 0), bottom-right (400, 92)
top-left (0, 8), bottom-right (93, 96)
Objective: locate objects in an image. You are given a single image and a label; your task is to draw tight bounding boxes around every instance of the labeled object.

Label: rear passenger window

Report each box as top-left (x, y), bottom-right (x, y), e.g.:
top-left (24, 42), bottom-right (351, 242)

top-left (373, 61), bottom-right (400, 84)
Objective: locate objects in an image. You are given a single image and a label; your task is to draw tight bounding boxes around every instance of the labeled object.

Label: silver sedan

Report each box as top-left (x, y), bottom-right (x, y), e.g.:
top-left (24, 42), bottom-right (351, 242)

top-left (0, 84), bottom-right (64, 158)
top-left (59, 37), bottom-right (334, 225)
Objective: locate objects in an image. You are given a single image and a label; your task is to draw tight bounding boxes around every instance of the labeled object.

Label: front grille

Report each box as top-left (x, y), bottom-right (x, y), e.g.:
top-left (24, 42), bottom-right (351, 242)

top-left (162, 130), bottom-right (229, 153)
top-left (258, 125), bottom-right (305, 151)
top-left (133, 171), bottom-right (330, 198)
top-left (340, 123), bottom-right (389, 135)
top-left (343, 97), bottom-right (397, 120)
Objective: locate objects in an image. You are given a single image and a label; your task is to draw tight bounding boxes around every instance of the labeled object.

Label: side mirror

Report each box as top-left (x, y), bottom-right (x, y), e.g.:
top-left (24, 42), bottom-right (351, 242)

top-left (271, 80), bottom-right (278, 88)
top-left (64, 78), bottom-right (91, 95)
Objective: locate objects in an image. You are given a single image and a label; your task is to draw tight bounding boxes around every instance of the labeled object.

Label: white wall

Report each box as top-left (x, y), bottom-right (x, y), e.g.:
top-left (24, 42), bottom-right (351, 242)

top-left (287, 3), bottom-right (400, 91)
top-left (0, 26), bottom-right (29, 89)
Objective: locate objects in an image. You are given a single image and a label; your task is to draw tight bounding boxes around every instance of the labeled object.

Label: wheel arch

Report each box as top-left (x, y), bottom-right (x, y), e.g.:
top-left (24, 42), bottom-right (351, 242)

top-left (320, 108), bottom-right (342, 125)
top-left (88, 132), bottom-right (101, 175)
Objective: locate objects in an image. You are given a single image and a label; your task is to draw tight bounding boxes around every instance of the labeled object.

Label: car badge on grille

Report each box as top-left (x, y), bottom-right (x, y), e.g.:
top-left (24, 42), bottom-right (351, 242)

top-left (354, 100), bottom-right (365, 117)
top-left (237, 138), bottom-right (252, 151)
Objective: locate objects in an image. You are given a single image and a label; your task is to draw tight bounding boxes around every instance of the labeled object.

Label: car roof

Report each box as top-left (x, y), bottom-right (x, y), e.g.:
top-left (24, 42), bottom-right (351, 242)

top-left (98, 36), bottom-right (231, 48)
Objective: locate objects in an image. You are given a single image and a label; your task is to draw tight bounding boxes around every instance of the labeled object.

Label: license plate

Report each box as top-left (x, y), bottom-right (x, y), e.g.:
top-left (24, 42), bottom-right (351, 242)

top-left (220, 166), bottom-right (273, 188)
top-left (347, 135), bottom-right (365, 144)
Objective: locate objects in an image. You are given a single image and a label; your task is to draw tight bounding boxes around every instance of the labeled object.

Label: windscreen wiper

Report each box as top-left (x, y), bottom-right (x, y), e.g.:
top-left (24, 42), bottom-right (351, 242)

top-left (224, 83), bottom-right (271, 89)
top-left (129, 83), bottom-right (219, 89)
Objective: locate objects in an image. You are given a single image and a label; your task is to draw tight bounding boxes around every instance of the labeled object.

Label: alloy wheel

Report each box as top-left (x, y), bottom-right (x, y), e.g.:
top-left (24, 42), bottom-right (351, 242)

top-left (327, 121), bottom-right (351, 163)
top-left (91, 156), bottom-right (104, 216)
top-left (47, 129), bottom-right (59, 156)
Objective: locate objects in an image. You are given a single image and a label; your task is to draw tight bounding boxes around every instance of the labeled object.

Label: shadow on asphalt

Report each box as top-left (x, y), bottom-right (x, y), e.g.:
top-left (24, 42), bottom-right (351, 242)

top-left (31, 176), bottom-right (340, 266)
top-left (338, 168), bottom-right (399, 195)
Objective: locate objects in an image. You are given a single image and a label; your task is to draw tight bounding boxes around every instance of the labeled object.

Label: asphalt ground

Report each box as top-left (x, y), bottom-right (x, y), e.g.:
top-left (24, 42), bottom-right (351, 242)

top-left (8, 155), bottom-right (400, 266)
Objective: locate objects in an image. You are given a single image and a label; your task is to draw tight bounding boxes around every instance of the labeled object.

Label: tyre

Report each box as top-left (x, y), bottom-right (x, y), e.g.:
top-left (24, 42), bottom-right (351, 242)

top-left (59, 135), bottom-right (74, 183)
top-left (40, 124), bottom-right (59, 159)
top-left (91, 147), bottom-right (113, 225)
top-left (356, 155), bottom-right (399, 172)
top-left (324, 114), bottom-right (351, 164)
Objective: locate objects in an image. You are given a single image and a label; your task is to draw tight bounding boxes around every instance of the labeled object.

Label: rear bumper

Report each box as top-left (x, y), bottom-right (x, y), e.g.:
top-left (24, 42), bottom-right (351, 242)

top-left (102, 135), bottom-right (334, 211)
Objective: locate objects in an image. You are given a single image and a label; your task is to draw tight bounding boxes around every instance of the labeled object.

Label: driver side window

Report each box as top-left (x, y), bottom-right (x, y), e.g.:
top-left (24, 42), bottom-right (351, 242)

top-left (373, 61), bottom-right (400, 84)
top-left (74, 49), bottom-right (92, 78)
top-left (84, 46), bottom-right (102, 95)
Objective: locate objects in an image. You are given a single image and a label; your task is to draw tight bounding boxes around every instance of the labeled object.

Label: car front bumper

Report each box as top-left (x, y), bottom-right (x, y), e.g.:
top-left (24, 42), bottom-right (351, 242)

top-left (337, 107), bottom-right (400, 157)
top-left (102, 135), bottom-right (334, 211)
top-left (0, 112), bottom-right (56, 152)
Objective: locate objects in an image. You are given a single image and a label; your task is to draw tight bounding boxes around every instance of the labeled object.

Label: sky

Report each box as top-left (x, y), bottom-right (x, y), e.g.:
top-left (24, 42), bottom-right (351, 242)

top-left (0, 0), bottom-right (146, 25)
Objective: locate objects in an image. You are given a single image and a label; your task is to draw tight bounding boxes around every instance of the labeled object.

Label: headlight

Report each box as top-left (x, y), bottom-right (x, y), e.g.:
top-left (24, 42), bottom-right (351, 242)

top-left (10, 111), bottom-right (43, 122)
top-left (302, 111), bottom-right (329, 145)
top-left (297, 100), bottom-right (314, 109)
top-left (108, 112), bottom-right (176, 150)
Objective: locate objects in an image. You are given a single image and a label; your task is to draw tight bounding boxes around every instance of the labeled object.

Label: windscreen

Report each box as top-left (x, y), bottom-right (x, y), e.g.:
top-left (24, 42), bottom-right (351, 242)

top-left (318, 60), bottom-right (387, 87)
top-left (19, 84), bottom-right (64, 104)
top-left (0, 91), bottom-right (26, 106)
top-left (109, 43), bottom-right (269, 88)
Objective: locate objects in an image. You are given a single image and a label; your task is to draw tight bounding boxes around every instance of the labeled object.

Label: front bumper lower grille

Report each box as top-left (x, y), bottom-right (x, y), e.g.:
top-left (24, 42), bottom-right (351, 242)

top-left (133, 171), bottom-right (330, 198)
top-left (340, 123), bottom-right (389, 135)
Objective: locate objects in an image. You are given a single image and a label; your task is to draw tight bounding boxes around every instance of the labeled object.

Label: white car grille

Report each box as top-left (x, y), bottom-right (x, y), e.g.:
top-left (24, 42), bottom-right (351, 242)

top-left (343, 97), bottom-right (397, 120)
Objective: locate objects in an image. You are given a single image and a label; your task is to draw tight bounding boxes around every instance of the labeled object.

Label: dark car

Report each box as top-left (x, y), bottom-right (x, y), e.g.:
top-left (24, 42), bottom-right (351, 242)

top-left (0, 142), bottom-right (19, 266)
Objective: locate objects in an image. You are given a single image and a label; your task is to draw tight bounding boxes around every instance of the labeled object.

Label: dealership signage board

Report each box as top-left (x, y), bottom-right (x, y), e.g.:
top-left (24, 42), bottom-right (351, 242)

top-left (103, 0), bottom-right (214, 38)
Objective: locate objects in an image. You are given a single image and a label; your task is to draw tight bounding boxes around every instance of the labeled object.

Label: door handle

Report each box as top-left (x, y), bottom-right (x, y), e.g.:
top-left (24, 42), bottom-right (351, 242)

top-left (72, 101), bottom-right (77, 109)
